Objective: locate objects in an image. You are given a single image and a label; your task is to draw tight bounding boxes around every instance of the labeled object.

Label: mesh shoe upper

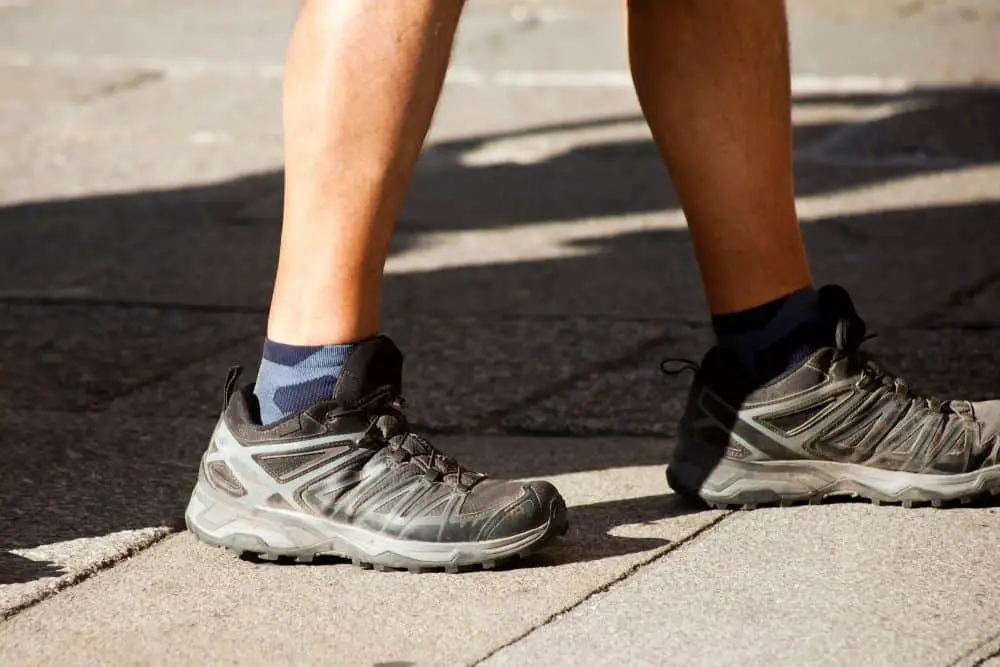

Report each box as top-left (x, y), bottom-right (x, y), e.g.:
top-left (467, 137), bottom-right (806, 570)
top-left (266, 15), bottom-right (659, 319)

top-left (201, 336), bottom-right (562, 543)
top-left (678, 285), bottom-right (1000, 475)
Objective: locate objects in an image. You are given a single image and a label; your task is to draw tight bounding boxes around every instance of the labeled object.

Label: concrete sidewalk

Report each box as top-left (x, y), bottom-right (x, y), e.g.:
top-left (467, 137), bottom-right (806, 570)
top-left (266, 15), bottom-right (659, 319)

top-left (2, 1), bottom-right (1000, 665)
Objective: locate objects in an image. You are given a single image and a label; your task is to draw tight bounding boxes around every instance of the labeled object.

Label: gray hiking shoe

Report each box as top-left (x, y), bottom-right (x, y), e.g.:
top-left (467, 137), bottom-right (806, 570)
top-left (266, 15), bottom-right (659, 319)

top-left (185, 335), bottom-right (568, 571)
top-left (666, 285), bottom-right (1000, 508)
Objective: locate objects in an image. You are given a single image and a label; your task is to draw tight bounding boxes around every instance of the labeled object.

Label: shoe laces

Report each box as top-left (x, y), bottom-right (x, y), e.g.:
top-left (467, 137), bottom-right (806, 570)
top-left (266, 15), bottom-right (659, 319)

top-left (660, 358), bottom-right (700, 376)
top-left (658, 329), bottom-right (970, 420)
top-left (660, 357), bottom-right (701, 376)
top-left (832, 331), bottom-right (969, 418)
top-left (354, 390), bottom-right (472, 488)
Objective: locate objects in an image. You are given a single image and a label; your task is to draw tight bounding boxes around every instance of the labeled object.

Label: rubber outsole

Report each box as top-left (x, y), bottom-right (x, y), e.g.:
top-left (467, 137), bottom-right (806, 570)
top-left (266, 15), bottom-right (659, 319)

top-left (186, 486), bottom-right (569, 573)
top-left (667, 457), bottom-right (1000, 510)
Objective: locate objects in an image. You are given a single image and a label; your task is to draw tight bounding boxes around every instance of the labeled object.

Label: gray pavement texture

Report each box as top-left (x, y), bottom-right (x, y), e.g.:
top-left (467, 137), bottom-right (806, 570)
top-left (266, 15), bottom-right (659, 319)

top-left (1, 0), bottom-right (999, 665)
top-left (485, 506), bottom-right (1000, 667)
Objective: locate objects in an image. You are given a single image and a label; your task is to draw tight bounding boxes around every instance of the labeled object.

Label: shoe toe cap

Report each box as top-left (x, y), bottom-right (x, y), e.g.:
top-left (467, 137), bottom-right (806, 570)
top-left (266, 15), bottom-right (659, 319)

top-left (973, 400), bottom-right (1000, 439)
top-left (479, 480), bottom-right (567, 541)
top-left (972, 400), bottom-right (1000, 465)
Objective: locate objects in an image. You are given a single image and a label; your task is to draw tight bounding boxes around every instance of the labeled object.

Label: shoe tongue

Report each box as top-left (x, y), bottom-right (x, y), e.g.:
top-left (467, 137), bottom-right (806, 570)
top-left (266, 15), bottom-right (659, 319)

top-left (745, 285), bottom-right (864, 381)
top-left (817, 284), bottom-right (867, 350)
top-left (332, 335), bottom-right (403, 408)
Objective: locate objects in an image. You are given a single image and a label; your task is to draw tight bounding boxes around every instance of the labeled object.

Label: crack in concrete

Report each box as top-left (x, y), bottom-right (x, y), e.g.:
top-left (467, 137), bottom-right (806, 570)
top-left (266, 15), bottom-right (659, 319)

top-left (910, 269), bottom-right (1000, 328)
top-left (76, 69), bottom-right (164, 104)
top-left (472, 512), bottom-right (733, 666)
top-left (78, 331), bottom-right (262, 411)
top-left (472, 330), bottom-right (685, 432)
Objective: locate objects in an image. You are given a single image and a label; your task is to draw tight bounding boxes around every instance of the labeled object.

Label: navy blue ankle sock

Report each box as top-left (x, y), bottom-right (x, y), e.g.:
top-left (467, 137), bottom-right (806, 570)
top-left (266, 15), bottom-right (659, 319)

top-left (253, 338), bottom-right (357, 425)
top-left (711, 288), bottom-right (830, 376)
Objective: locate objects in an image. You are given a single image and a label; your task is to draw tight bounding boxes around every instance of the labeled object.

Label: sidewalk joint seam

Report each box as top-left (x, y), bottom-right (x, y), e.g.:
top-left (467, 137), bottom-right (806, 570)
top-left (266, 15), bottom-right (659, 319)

top-left (471, 511), bottom-right (733, 666)
top-left (1, 531), bottom-right (177, 623)
top-left (947, 622), bottom-right (1000, 667)
top-left (976, 650), bottom-right (1000, 667)
top-left (0, 295), bottom-right (269, 315)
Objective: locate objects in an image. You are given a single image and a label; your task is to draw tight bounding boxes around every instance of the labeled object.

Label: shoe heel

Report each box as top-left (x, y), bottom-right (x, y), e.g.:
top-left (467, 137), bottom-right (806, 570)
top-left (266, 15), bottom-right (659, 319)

top-left (185, 481), bottom-right (317, 556)
top-left (667, 424), bottom-right (810, 508)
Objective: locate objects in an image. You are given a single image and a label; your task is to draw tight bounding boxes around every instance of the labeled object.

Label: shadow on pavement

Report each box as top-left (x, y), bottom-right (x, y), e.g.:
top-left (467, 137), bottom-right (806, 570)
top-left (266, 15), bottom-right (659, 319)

top-left (0, 553), bottom-right (66, 585)
top-left (2, 85), bottom-right (999, 581)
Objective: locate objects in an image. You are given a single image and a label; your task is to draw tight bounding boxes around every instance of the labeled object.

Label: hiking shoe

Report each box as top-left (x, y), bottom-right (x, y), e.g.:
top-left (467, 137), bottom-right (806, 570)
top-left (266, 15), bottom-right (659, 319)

top-left (666, 285), bottom-right (1000, 508)
top-left (185, 335), bottom-right (568, 571)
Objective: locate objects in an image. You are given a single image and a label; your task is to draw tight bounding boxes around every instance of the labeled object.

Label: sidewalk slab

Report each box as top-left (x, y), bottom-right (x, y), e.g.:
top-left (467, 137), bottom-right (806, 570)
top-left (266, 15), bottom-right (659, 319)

top-left (0, 436), bottom-right (726, 666)
top-left (486, 503), bottom-right (1000, 667)
top-left (788, 1), bottom-right (1000, 82)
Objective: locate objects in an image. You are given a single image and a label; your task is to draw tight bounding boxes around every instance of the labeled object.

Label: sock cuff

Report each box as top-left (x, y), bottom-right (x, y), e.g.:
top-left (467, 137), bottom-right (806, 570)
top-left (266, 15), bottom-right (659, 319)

top-left (712, 288), bottom-right (818, 341)
top-left (262, 338), bottom-right (323, 365)
top-left (261, 338), bottom-right (356, 367)
top-left (254, 338), bottom-right (360, 425)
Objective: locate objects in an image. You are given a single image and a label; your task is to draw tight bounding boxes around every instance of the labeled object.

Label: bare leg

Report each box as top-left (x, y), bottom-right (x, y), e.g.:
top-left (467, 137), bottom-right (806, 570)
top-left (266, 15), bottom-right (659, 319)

top-left (268, 0), bottom-right (465, 345)
top-left (189, 1), bottom-right (569, 562)
top-left (626, 0), bottom-right (812, 315)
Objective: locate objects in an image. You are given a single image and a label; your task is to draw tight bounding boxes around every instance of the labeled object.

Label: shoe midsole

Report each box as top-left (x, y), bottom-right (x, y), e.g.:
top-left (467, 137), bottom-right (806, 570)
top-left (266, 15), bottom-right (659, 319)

top-left (185, 481), bottom-right (553, 564)
top-left (670, 456), bottom-right (1000, 502)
